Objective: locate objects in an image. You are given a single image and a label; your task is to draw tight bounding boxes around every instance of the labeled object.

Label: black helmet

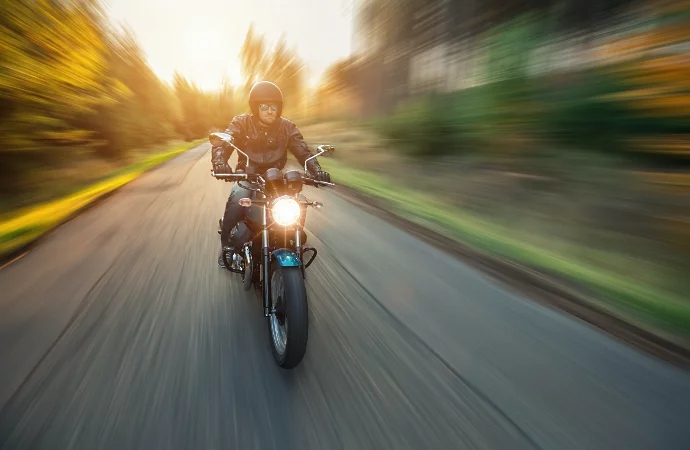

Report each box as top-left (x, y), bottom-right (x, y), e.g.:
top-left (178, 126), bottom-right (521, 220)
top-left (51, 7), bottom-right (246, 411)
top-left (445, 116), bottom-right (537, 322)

top-left (249, 81), bottom-right (283, 117)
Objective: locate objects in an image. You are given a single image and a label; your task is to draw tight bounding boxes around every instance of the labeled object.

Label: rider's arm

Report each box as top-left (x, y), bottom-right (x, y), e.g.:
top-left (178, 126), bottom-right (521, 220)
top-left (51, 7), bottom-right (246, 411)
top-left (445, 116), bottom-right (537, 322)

top-left (211, 115), bottom-right (246, 167)
top-left (286, 121), bottom-right (322, 174)
top-left (211, 142), bottom-right (230, 166)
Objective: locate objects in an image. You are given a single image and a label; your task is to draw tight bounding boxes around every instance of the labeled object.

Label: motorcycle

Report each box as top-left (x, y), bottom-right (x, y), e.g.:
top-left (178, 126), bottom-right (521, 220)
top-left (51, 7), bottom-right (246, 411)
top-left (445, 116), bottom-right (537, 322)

top-left (209, 132), bottom-right (335, 369)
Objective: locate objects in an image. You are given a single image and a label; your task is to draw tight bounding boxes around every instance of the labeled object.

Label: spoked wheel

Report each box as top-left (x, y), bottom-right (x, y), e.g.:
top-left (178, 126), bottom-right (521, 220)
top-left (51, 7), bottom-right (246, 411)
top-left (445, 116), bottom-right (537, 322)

top-left (268, 262), bottom-right (308, 369)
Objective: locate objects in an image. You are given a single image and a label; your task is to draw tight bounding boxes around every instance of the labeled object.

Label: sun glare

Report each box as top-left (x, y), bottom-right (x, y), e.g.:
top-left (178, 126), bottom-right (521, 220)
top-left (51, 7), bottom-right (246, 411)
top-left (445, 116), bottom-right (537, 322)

top-left (183, 28), bottom-right (219, 61)
top-left (105, 0), bottom-right (352, 92)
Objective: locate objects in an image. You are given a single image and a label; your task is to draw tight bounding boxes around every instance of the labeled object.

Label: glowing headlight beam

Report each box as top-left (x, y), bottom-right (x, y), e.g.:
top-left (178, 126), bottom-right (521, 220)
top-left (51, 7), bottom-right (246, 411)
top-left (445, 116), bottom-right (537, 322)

top-left (271, 198), bottom-right (301, 226)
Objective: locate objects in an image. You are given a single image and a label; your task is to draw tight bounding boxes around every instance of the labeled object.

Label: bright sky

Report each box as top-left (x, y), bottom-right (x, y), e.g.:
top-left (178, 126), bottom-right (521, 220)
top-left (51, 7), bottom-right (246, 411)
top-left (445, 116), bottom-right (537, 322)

top-left (104, 0), bottom-right (354, 91)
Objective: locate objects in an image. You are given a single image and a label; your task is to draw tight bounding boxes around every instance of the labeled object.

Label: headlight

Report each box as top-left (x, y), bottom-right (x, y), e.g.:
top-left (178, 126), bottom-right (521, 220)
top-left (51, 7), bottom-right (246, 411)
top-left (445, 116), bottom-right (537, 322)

top-left (271, 197), bottom-right (301, 226)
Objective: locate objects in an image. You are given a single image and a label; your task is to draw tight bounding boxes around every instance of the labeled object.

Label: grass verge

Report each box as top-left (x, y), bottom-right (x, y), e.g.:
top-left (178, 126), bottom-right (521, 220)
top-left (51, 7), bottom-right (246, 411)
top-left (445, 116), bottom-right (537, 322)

top-left (0, 139), bottom-right (205, 258)
top-left (320, 157), bottom-right (690, 343)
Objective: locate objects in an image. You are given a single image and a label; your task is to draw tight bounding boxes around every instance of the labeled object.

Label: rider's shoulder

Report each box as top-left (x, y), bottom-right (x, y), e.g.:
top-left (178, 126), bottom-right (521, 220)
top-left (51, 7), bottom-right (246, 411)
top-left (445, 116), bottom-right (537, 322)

top-left (279, 117), bottom-right (299, 130)
top-left (233, 113), bottom-right (252, 123)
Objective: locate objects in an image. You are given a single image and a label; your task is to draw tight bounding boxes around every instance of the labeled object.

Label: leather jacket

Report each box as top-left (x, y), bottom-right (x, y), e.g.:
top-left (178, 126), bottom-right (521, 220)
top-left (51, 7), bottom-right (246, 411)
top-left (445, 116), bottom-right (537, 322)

top-left (211, 114), bottom-right (322, 174)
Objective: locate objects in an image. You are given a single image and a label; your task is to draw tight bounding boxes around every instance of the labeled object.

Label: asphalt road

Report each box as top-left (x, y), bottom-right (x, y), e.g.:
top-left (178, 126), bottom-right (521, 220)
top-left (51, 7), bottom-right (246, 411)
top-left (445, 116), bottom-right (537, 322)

top-left (1, 143), bottom-right (689, 450)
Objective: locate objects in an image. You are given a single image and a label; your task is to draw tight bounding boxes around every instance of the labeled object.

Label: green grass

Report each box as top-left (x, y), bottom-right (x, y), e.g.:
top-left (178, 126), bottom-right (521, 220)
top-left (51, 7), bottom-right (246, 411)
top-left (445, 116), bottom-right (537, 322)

top-left (0, 139), bottom-right (205, 257)
top-left (321, 158), bottom-right (690, 340)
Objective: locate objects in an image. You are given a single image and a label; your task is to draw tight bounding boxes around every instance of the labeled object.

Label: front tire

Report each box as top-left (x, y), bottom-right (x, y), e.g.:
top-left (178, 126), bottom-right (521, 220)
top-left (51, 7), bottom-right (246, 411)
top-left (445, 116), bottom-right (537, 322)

top-left (268, 263), bottom-right (308, 369)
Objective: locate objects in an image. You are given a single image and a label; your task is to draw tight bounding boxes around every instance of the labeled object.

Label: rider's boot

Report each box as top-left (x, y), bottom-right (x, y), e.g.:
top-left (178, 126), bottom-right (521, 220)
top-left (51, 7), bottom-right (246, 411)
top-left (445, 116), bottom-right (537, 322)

top-left (218, 245), bottom-right (232, 268)
top-left (218, 245), bottom-right (243, 271)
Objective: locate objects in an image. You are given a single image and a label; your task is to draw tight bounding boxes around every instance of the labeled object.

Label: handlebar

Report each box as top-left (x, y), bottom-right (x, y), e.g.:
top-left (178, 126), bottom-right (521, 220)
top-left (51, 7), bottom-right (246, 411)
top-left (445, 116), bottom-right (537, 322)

top-left (211, 171), bottom-right (335, 187)
top-left (304, 178), bottom-right (336, 187)
top-left (211, 172), bottom-right (251, 180)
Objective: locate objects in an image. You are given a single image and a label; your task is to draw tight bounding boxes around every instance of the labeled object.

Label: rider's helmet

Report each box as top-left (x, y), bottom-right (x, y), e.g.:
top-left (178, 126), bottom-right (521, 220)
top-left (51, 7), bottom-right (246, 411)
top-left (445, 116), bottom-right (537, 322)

top-left (248, 81), bottom-right (283, 118)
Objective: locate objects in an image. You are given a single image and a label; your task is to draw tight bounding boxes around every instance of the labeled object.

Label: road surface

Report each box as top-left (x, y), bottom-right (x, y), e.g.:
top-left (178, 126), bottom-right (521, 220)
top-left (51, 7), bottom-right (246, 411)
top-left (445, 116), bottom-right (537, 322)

top-left (1, 144), bottom-right (689, 450)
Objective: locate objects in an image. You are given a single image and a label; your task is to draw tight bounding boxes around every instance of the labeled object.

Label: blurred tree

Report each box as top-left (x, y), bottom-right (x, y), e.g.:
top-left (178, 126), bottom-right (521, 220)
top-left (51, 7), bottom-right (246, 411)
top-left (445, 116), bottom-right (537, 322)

top-left (173, 73), bottom-right (213, 140)
top-left (358, 0), bottom-right (414, 52)
top-left (239, 25), bottom-right (267, 95)
top-left (212, 76), bottom-right (236, 129)
top-left (314, 56), bottom-right (363, 118)
top-left (354, 0), bottom-right (644, 93)
top-left (0, 0), bottom-right (235, 200)
top-left (238, 25), bottom-right (305, 116)
top-left (263, 37), bottom-right (304, 112)
top-left (320, 56), bottom-right (361, 97)
top-left (90, 28), bottom-right (180, 157)
top-left (597, 0), bottom-right (690, 252)
top-left (0, 0), bottom-right (122, 193)
top-left (599, 1), bottom-right (690, 150)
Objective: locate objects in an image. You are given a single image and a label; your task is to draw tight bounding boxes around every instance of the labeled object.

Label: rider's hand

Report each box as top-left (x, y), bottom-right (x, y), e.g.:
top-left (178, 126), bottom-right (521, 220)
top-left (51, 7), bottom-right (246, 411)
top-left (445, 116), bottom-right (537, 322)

top-left (214, 162), bottom-right (232, 175)
top-left (313, 170), bottom-right (331, 183)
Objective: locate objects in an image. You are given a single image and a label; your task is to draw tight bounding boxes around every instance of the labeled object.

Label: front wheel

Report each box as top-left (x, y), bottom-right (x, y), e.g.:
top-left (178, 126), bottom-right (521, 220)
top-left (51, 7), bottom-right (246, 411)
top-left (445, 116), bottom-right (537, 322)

top-left (268, 263), bottom-right (308, 369)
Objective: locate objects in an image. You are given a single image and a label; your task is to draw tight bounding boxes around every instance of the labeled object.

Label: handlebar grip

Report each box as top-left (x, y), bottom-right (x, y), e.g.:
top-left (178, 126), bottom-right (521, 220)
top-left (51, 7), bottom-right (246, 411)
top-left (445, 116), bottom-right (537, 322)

top-left (303, 177), bottom-right (335, 187)
top-left (211, 172), bottom-right (248, 180)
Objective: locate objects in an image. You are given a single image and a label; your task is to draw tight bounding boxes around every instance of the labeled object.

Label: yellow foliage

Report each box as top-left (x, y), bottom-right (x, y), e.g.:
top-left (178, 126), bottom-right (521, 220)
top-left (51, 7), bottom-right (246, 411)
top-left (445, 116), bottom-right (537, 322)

top-left (0, 0), bottom-right (121, 158)
top-left (600, 8), bottom-right (690, 120)
top-left (638, 54), bottom-right (690, 72)
top-left (0, 0), bottom-right (113, 107)
top-left (0, 0), bottom-right (218, 196)
top-left (626, 95), bottom-right (690, 116)
top-left (629, 73), bottom-right (690, 89)
top-left (0, 140), bottom-right (203, 256)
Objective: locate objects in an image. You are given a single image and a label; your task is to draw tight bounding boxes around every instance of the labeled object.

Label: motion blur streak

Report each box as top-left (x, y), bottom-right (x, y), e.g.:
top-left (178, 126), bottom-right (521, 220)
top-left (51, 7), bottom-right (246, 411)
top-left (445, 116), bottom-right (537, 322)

top-left (316, 0), bottom-right (690, 341)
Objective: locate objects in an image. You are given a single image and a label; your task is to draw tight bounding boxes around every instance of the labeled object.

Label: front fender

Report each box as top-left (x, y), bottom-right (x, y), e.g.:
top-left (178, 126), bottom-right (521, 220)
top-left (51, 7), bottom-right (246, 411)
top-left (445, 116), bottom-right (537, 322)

top-left (272, 248), bottom-right (301, 267)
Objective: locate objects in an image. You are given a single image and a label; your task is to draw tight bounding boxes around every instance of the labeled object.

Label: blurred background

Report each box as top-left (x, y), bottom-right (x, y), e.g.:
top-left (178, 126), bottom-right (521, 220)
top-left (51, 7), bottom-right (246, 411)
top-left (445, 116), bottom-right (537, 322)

top-left (1, 0), bottom-right (689, 344)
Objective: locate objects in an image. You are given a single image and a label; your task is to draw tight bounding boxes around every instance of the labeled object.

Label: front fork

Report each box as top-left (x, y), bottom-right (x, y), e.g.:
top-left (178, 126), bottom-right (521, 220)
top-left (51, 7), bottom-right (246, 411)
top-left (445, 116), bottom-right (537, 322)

top-left (261, 205), bottom-right (306, 317)
top-left (297, 226), bottom-right (305, 279)
top-left (262, 204), bottom-right (271, 317)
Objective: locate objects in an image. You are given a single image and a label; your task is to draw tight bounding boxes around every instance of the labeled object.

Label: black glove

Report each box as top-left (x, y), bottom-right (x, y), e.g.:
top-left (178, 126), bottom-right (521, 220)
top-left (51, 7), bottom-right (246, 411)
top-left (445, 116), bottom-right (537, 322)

top-left (213, 162), bottom-right (232, 175)
top-left (314, 171), bottom-right (331, 183)
top-left (306, 159), bottom-right (330, 183)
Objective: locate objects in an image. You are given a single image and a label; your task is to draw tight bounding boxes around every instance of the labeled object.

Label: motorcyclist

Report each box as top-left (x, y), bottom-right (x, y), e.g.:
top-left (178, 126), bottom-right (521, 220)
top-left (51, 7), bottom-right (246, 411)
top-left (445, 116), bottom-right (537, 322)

top-left (212, 80), bottom-right (330, 268)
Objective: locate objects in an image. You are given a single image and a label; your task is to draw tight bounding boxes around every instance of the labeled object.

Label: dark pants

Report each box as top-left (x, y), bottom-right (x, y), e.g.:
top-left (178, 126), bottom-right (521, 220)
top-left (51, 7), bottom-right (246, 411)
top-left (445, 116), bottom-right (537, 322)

top-left (220, 183), bottom-right (253, 247)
